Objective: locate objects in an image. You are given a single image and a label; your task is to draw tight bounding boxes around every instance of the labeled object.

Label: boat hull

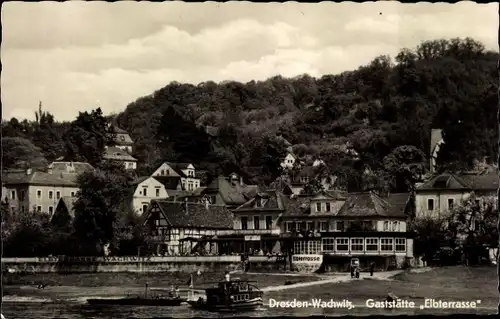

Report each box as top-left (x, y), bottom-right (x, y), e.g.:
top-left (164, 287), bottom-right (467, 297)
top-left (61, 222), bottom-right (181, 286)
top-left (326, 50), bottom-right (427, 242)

top-left (188, 297), bottom-right (263, 312)
top-left (87, 297), bottom-right (186, 306)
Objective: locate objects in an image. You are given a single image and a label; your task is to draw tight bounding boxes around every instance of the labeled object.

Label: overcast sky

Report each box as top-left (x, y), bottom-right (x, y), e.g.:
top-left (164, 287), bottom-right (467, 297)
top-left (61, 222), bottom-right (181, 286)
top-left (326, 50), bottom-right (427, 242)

top-left (2, 1), bottom-right (498, 122)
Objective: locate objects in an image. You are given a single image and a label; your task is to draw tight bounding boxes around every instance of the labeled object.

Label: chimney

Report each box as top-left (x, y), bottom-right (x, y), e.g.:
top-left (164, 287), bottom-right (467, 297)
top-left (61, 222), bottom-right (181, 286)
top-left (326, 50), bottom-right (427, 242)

top-left (26, 168), bottom-right (32, 175)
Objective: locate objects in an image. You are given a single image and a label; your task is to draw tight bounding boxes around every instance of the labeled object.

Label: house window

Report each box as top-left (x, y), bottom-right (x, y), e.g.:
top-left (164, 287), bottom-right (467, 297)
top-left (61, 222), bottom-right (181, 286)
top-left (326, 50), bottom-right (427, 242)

top-left (427, 199), bottom-right (434, 211)
top-left (188, 182), bottom-right (193, 191)
top-left (322, 237), bottom-right (335, 252)
top-left (265, 216), bottom-right (273, 230)
top-left (56, 191), bottom-right (61, 200)
top-left (326, 202), bottom-right (331, 212)
top-left (392, 221), bottom-right (399, 232)
top-left (37, 205), bottom-right (42, 213)
top-left (351, 238), bottom-right (364, 252)
top-left (11, 190), bottom-right (15, 200)
top-left (336, 221), bottom-right (344, 231)
top-left (256, 199), bottom-right (262, 208)
top-left (294, 240), bottom-right (321, 255)
top-left (316, 203), bottom-right (321, 212)
top-left (142, 204), bottom-right (148, 213)
top-left (448, 198), bottom-right (454, 210)
top-left (306, 221), bottom-right (314, 231)
top-left (395, 238), bottom-right (406, 252)
top-left (161, 170), bottom-right (165, 176)
top-left (156, 188), bottom-right (160, 197)
top-left (253, 216), bottom-right (260, 230)
top-left (381, 238), bottom-right (394, 252)
top-left (37, 190), bottom-right (42, 199)
top-left (383, 221), bottom-right (389, 231)
top-left (241, 217), bottom-right (248, 230)
top-left (48, 206), bottom-right (54, 215)
top-left (71, 191), bottom-right (75, 197)
top-left (286, 221), bottom-right (294, 232)
top-left (336, 238), bottom-right (349, 251)
top-left (48, 191), bottom-right (53, 199)
top-left (143, 188), bottom-right (147, 196)
top-left (210, 196), bottom-right (217, 204)
top-left (366, 238), bottom-right (379, 251)
top-left (320, 221), bottom-right (328, 232)
top-left (166, 169), bottom-right (170, 175)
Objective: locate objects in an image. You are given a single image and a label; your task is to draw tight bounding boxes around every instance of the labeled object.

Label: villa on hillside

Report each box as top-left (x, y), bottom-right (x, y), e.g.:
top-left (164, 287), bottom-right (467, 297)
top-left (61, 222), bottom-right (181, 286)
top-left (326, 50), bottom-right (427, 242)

top-left (198, 173), bottom-right (259, 209)
top-left (2, 168), bottom-right (83, 216)
top-left (151, 162), bottom-right (201, 191)
top-left (415, 170), bottom-right (498, 219)
top-left (104, 124), bottom-right (138, 170)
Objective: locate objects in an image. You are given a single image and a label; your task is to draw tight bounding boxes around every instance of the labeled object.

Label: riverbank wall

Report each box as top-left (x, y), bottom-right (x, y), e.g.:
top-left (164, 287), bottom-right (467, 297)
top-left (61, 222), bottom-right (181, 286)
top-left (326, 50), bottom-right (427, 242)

top-left (1, 256), bottom-right (245, 274)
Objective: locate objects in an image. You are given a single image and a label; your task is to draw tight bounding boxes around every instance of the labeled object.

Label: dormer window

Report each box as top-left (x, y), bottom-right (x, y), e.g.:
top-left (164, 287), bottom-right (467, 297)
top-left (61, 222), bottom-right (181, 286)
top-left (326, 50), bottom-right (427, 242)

top-left (161, 170), bottom-right (165, 176)
top-left (120, 135), bottom-right (125, 141)
top-left (326, 202), bottom-right (331, 212)
top-left (256, 199), bottom-right (262, 208)
top-left (316, 203), bottom-right (321, 212)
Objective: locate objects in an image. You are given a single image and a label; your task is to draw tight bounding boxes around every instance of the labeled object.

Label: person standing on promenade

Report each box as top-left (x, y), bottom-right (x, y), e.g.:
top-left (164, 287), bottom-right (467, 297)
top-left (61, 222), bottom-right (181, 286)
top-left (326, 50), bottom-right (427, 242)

top-left (370, 261), bottom-right (375, 276)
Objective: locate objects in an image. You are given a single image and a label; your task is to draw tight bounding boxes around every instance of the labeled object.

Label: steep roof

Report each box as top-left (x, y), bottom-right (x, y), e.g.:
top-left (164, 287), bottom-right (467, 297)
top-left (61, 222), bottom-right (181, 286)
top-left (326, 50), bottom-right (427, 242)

top-left (458, 172), bottom-right (498, 191)
top-left (337, 192), bottom-right (409, 218)
top-left (148, 200), bottom-right (232, 229)
top-left (153, 176), bottom-right (183, 190)
top-left (54, 196), bottom-right (77, 218)
top-left (2, 170), bottom-right (79, 187)
top-left (131, 176), bottom-right (150, 185)
top-left (162, 162), bottom-right (195, 177)
top-left (49, 162), bottom-right (94, 175)
top-left (417, 172), bottom-right (497, 191)
top-left (104, 147), bottom-right (137, 162)
top-left (204, 176), bottom-right (259, 206)
top-left (234, 191), bottom-right (285, 211)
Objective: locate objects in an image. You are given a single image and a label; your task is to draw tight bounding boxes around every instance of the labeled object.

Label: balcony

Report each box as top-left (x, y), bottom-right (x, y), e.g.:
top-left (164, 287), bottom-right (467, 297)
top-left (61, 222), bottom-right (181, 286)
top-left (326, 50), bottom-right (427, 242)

top-left (217, 229), bottom-right (281, 236)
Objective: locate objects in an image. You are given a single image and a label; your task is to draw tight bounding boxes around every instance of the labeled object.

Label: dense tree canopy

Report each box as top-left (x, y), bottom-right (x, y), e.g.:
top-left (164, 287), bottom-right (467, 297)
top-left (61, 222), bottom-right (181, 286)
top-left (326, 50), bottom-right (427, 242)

top-left (114, 37), bottom-right (496, 188)
top-left (2, 37), bottom-right (497, 190)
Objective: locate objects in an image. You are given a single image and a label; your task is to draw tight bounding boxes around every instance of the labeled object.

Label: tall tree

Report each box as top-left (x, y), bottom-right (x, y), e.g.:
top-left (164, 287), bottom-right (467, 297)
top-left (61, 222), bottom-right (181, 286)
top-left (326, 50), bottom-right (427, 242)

top-left (2, 137), bottom-right (48, 169)
top-left (64, 108), bottom-right (114, 167)
top-left (72, 161), bottom-right (133, 255)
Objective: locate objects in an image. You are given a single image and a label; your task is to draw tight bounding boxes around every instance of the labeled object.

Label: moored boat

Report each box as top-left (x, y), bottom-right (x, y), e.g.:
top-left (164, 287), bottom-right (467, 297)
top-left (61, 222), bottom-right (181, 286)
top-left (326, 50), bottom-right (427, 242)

top-left (87, 283), bottom-right (186, 306)
top-left (87, 296), bottom-right (186, 306)
top-left (187, 279), bottom-right (263, 312)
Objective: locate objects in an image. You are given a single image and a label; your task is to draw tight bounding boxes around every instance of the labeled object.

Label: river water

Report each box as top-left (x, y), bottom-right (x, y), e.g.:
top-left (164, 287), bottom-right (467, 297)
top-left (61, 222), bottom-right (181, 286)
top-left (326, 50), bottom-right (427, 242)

top-left (2, 271), bottom-right (496, 318)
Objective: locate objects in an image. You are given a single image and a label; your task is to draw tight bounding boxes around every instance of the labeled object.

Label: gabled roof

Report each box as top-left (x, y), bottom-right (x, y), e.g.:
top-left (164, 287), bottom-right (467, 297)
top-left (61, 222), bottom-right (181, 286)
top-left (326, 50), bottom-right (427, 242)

top-left (458, 172), bottom-right (498, 191)
top-left (153, 176), bottom-right (183, 190)
top-left (416, 171), bottom-right (498, 191)
top-left (131, 176), bottom-right (150, 185)
top-left (234, 191), bottom-right (286, 211)
top-left (48, 162), bottom-right (94, 175)
top-left (147, 200), bottom-right (232, 229)
top-left (204, 176), bottom-right (259, 206)
top-left (104, 147), bottom-right (137, 162)
top-left (337, 192), bottom-right (410, 218)
top-left (2, 170), bottom-right (79, 187)
top-left (161, 162), bottom-right (195, 178)
top-left (54, 196), bottom-right (77, 219)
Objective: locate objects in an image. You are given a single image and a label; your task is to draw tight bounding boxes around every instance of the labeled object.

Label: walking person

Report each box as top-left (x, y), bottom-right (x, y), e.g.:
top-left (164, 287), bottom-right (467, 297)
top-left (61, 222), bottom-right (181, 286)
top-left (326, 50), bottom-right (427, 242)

top-left (370, 261), bottom-right (375, 277)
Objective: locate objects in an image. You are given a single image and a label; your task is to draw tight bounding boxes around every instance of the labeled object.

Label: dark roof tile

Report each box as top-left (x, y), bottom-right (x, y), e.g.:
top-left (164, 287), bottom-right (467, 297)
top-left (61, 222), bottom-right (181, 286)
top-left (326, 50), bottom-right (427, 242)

top-left (150, 200), bottom-right (232, 229)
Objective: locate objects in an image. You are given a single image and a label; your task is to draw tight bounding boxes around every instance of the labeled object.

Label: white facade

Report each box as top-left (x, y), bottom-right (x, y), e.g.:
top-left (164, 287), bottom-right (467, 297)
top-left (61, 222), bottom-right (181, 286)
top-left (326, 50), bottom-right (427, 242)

top-left (415, 191), bottom-right (470, 219)
top-left (152, 162), bottom-right (201, 191)
top-left (132, 177), bottom-right (168, 215)
top-left (280, 153), bottom-right (296, 169)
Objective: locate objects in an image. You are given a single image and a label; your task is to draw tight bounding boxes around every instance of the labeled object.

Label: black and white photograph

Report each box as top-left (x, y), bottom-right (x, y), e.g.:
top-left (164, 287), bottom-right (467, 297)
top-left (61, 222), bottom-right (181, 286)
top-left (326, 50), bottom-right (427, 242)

top-left (1, 1), bottom-right (499, 318)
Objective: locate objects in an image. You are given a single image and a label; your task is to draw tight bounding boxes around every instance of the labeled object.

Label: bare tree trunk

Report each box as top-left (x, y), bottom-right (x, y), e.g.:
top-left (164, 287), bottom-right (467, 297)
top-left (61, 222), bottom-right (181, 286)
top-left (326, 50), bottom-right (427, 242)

top-left (497, 2), bottom-right (500, 313)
